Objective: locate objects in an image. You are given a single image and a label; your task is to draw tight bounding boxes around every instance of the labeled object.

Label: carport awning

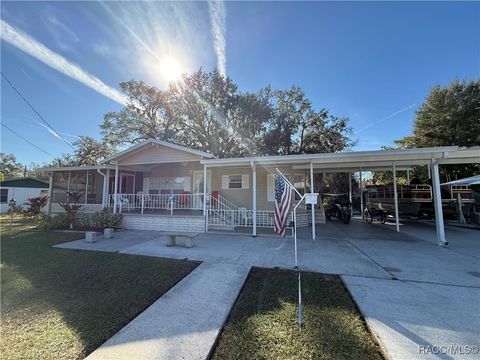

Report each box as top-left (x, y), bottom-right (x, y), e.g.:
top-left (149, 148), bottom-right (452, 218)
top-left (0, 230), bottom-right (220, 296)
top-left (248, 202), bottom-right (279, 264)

top-left (201, 146), bottom-right (480, 171)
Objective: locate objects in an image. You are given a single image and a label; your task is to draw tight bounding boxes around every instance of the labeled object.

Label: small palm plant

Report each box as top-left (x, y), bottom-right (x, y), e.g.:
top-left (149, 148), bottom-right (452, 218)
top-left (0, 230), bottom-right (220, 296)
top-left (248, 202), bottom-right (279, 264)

top-left (59, 191), bottom-right (83, 229)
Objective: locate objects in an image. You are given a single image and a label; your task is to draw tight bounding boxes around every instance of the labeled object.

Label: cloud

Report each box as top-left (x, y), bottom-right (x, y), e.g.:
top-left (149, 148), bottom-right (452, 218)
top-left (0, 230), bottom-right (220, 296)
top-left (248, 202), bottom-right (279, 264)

top-left (93, 43), bottom-right (112, 57)
top-left (46, 14), bottom-right (80, 43)
top-left (208, 1), bottom-right (226, 76)
top-left (0, 19), bottom-right (129, 106)
top-left (354, 103), bottom-right (417, 134)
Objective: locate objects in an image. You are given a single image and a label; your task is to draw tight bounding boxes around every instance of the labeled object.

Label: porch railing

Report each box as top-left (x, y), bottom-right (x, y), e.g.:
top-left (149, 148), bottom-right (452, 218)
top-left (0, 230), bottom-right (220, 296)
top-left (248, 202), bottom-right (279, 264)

top-left (108, 193), bottom-right (205, 213)
top-left (207, 208), bottom-right (309, 229)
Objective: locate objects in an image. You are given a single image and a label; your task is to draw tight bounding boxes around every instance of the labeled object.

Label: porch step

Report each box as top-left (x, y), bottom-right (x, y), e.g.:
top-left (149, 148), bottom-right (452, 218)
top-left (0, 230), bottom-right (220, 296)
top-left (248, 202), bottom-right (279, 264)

top-left (208, 224), bottom-right (234, 231)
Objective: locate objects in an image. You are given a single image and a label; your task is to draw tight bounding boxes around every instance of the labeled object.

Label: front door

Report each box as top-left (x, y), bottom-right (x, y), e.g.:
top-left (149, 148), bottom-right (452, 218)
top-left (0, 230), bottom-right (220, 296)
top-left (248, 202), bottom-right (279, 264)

top-left (193, 170), bottom-right (211, 209)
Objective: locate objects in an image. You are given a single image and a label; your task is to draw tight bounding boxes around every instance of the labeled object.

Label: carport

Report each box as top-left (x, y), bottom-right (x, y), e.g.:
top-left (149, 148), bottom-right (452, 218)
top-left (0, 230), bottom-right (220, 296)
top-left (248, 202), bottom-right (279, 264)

top-left (290, 146), bottom-right (480, 246)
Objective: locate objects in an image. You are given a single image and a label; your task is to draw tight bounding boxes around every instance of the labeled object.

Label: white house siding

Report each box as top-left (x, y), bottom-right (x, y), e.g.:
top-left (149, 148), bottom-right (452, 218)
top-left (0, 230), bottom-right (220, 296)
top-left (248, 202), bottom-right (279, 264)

top-left (117, 144), bottom-right (201, 165)
top-left (210, 164), bottom-right (306, 211)
top-left (147, 162), bottom-right (204, 181)
top-left (121, 214), bottom-right (205, 232)
top-left (0, 187), bottom-right (49, 213)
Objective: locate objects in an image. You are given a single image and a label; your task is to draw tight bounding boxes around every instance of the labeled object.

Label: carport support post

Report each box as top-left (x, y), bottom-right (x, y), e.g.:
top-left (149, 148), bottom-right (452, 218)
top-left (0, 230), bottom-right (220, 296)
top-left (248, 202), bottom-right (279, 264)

top-left (310, 162), bottom-right (315, 240)
top-left (432, 161), bottom-right (447, 246)
top-left (113, 163), bottom-right (119, 213)
top-left (47, 173), bottom-right (53, 214)
top-left (392, 164), bottom-right (400, 232)
top-left (252, 161), bottom-right (257, 237)
top-left (348, 172), bottom-right (352, 203)
top-left (203, 164), bottom-right (207, 216)
top-left (359, 170), bottom-right (364, 214)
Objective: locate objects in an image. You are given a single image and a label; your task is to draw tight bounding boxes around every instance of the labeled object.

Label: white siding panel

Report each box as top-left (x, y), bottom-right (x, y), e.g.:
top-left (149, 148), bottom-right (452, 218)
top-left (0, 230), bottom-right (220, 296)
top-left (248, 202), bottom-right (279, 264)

top-left (118, 144), bottom-right (200, 165)
top-left (241, 175), bottom-right (249, 189)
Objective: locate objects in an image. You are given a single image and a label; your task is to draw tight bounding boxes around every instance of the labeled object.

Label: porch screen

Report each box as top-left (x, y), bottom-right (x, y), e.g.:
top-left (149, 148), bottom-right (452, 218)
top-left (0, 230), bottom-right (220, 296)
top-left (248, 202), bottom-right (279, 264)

top-left (143, 177), bottom-right (190, 193)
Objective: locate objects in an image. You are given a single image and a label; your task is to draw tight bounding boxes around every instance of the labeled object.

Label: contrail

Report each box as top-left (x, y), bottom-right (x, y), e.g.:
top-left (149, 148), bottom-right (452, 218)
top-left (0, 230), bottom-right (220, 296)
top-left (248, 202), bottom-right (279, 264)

top-left (0, 19), bottom-right (129, 106)
top-left (208, 1), bottom-right (226, 77)
top-left (355, 103), bottom-right (417, 134)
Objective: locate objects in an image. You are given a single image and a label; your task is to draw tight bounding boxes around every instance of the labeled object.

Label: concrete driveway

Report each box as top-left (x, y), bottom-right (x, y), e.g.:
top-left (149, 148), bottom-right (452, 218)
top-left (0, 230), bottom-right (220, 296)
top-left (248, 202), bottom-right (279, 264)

top-left (56, 219), bottom-right (480, 360)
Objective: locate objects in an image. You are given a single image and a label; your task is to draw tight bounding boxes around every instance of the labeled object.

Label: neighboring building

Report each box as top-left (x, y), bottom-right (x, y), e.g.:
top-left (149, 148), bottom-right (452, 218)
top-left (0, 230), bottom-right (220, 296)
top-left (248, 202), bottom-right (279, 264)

top-left (41, 139), bottom-right (479, 244)
top-left (0, 177), bottom-right (49, 213)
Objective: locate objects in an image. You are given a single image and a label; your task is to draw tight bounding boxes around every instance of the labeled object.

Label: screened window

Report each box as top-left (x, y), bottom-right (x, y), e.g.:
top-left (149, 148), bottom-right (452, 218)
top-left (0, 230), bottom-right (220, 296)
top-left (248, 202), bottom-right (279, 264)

top-left (1, 189), bottom-right (8, 203)
top-left (222, 174), bottom-right (249, 189)
top-left (228, 175), bottom-right (242, 189)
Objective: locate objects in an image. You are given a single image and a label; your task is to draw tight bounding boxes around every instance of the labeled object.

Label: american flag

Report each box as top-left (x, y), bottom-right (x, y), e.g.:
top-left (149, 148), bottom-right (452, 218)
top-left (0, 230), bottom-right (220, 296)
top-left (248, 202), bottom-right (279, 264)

top-left (274, 174), bottom-right (292, 236)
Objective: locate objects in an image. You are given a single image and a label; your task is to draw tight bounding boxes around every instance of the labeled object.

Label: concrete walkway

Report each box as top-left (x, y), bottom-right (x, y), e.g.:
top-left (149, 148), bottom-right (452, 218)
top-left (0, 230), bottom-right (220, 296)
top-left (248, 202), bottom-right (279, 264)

top-left (86, 262), bottom-right (249, 360)
top-left (56, 219), bottom-right (480, 360)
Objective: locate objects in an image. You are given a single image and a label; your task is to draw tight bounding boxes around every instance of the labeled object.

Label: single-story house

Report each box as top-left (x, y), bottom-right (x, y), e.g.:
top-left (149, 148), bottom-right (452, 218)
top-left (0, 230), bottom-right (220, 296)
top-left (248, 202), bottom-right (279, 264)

top-left (41, 139), bottom-right (480, 245)
top-left (0, 177), bottom-right (50, 213)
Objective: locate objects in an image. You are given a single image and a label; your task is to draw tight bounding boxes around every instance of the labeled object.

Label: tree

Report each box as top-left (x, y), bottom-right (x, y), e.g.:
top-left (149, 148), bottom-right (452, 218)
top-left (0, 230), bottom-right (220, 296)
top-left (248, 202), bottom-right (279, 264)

top-left (101, 80), bottom-right (176, 147)
top-left (168, 69), bottom-right (250, 157)
top-left (412, 79), bottom-right (480, 148)
top-left (100, 69), bottom-right (354, 158)
top-left (254, 86), bottom-right (354, 156)
top-left (0, 152), bottom-right (23, 179)
top-left (393, 79), bottom-right (480, 181)
top-left (73, 136), bottom-right (114, 166)
top-left (28, 137), bottom-right (113, 180)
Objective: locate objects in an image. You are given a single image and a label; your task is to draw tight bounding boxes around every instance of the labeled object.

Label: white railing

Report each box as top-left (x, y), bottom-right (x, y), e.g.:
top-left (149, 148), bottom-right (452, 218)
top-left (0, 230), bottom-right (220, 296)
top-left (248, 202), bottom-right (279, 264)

top-left (109, 193), bottom-right (205, 213)
top-left (366, 184), bottom-right (432, 201)
top-left (207, 208), bottom-right (309, 229)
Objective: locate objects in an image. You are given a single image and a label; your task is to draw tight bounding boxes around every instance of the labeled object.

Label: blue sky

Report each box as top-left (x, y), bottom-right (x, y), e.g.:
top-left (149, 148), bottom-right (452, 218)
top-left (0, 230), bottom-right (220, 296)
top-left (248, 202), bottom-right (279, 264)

top-left (1, 1), bottom-right (479, 165)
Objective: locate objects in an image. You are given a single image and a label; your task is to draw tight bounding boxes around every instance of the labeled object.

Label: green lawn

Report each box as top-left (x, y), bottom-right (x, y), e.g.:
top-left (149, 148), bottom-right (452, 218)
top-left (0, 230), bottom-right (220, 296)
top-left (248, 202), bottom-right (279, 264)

top-left (212, 267), bottom-right (384, 360)
top-left (0, 215), bottom-right (200, 360)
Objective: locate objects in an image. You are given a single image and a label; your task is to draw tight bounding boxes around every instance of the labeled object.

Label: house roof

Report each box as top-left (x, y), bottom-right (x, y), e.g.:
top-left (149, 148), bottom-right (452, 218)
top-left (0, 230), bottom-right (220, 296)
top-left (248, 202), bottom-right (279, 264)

top-left (101, 139), bottom-right (215, 164)
top-left (0, 177), bottom-right (50, 188)
top-left (200, 146), bottom-right (480, 171)
top-left (40, 164), bottom-right (116, 172)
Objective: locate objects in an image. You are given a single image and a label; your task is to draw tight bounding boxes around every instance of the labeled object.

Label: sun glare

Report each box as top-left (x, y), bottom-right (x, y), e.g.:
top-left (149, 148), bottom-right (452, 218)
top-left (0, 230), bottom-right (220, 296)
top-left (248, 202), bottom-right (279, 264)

top-left (161, 57), bottom-right (182, 82)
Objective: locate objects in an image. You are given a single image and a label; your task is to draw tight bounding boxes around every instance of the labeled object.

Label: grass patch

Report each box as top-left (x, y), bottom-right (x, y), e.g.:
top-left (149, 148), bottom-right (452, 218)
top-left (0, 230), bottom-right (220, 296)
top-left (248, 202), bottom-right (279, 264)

top-left (0, 215), bottom-right (200, 360)
top-left (212, 267), bottom-right (384, 360)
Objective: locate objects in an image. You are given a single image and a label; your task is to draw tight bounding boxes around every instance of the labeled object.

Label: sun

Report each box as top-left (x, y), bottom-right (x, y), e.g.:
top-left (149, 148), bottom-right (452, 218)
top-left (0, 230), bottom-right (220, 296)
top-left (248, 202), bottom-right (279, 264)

top-left (161, 57), bottom-right (182, 82)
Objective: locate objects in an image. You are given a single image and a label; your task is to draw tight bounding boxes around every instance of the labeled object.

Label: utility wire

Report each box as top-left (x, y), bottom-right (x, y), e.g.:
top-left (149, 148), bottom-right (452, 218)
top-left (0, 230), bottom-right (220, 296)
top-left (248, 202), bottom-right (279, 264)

top-left (1, 122), bottom-right (52, 157)
top-left (1, 71), bottom-right (75, 149)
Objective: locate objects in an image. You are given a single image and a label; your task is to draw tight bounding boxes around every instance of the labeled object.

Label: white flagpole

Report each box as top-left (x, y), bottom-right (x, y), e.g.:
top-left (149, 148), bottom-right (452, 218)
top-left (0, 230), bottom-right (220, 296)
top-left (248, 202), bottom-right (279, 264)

top-left (275, 168), bottom-right (305, 333)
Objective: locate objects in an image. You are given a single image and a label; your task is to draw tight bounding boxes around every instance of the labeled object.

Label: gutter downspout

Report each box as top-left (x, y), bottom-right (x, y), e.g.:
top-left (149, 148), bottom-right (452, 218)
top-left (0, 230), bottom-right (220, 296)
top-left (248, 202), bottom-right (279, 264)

top-left (97, 168), bottom-right (108, 209)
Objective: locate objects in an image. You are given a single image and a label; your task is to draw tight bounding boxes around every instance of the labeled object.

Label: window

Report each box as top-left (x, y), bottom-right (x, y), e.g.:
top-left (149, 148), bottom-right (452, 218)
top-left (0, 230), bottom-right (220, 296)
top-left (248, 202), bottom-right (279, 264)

top-left (222, 174), bottom-right (249, 189)
top-left (267, 173), bottom-right (303, 201)
top-left (229, 175), bottom-right (242, 189)
top-left (143, 176), bottom-right (190, 194)
top-left (1, 189), bottom-right (8, 203)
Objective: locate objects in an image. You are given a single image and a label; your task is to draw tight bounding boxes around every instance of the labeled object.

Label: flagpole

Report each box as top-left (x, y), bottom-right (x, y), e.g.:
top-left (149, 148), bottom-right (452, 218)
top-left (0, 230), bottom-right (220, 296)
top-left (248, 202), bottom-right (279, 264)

top-left (275, 168), bottom-right (305, 333)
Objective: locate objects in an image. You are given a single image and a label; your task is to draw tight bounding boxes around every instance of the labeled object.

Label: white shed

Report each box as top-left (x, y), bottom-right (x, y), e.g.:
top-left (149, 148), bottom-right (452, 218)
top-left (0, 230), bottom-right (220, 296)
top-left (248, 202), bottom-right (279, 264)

top-left (0, 177), bottom-right (49, 213)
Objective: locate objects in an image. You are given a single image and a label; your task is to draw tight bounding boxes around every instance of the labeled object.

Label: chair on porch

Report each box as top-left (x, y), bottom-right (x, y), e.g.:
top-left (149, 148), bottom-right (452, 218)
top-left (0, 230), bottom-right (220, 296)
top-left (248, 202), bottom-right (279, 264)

top-left (118, 195), bottom-right (132, 212)
top-left (137, 191), bottom-right (152, 210)
top-left (238, 207), bottom-right (253, 226)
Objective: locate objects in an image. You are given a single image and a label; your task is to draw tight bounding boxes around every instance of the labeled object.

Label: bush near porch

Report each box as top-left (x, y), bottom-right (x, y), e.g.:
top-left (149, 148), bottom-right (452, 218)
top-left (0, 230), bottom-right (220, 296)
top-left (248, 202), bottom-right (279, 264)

top-left (0, 215), bottom-right (200, 360)
top-left (212, 268), bottom-right (384, 360)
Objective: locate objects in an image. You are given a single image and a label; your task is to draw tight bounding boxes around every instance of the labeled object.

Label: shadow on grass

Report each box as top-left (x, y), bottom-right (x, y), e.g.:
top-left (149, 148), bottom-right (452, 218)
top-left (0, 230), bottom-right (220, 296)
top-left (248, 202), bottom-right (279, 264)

top-left (1, 223), bottom-right (200, 359)
top-left (211, 267), bottom-right (384, 360)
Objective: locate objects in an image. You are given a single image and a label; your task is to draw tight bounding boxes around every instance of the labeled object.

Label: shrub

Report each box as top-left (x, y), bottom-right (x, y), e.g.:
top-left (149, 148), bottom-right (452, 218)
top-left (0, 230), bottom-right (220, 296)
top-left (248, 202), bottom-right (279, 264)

top-left (23, 196), bottom-right (48, 217)
top-left (59, 192), bottom-right (83, 217)
top-left (38, 213), bottom-right (74, 231)
top-left (79, 210), bottom-right (122, 230)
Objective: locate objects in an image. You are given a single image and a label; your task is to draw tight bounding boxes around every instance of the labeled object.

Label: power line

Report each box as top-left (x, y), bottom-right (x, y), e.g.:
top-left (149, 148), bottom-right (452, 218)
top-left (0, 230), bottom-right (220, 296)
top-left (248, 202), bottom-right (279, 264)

top-left (1, 122), bottom-right (52, 157)
top-left (1, 71), bottom-right (75, 149)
